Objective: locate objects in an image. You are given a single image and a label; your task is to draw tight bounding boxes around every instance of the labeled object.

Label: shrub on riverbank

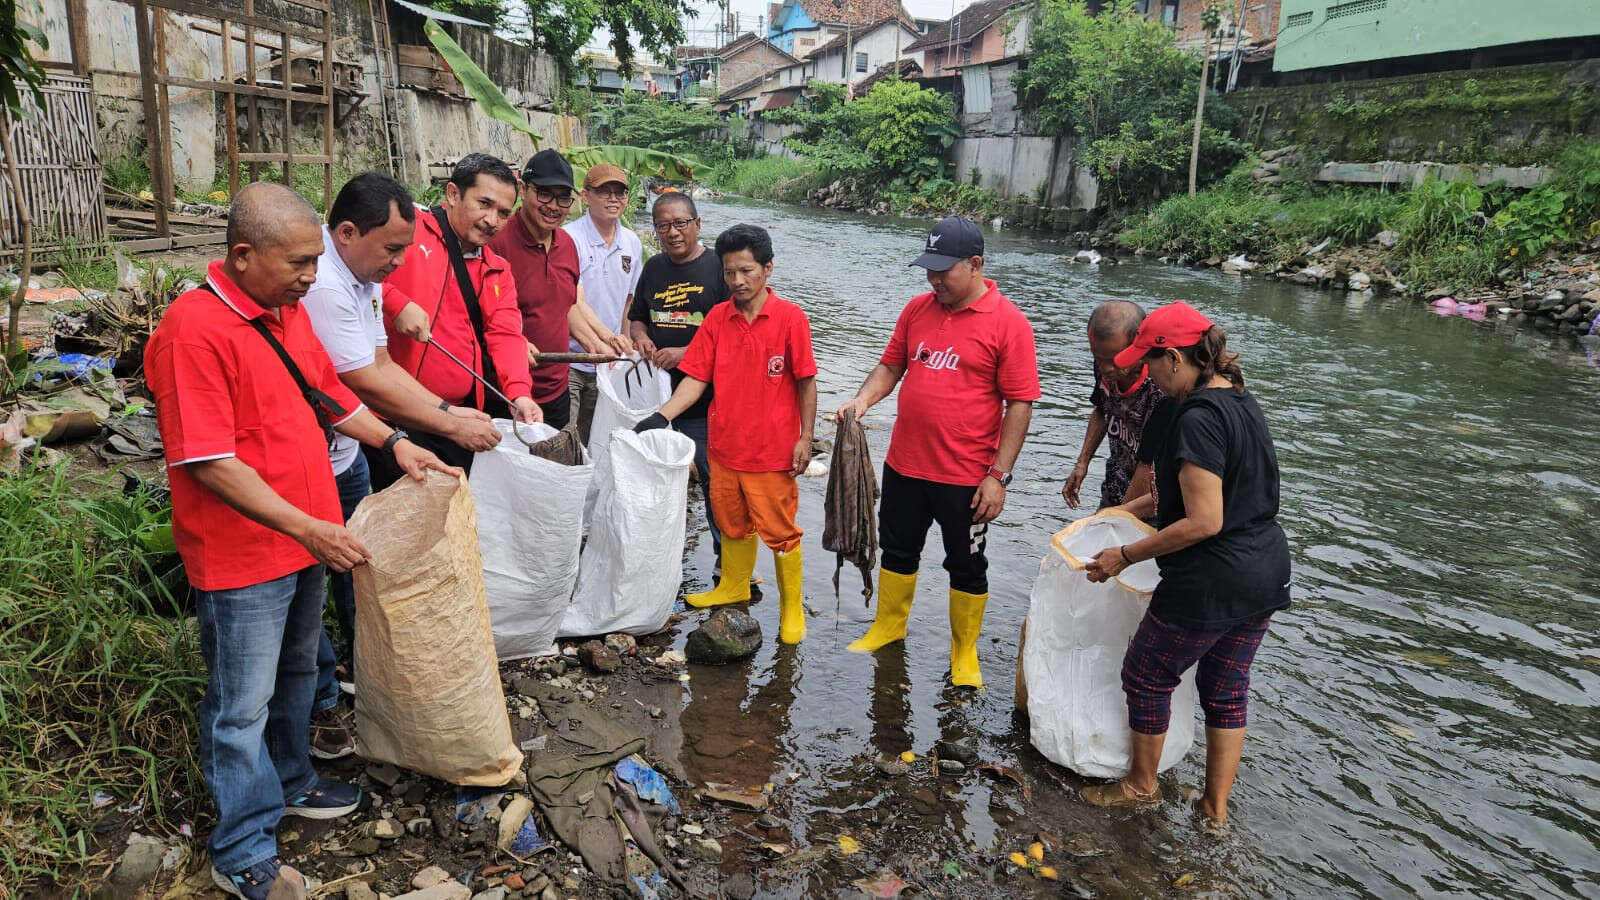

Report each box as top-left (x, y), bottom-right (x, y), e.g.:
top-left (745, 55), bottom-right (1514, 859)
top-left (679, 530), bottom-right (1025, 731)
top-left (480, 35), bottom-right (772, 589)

top-left (1120, 139), bottom-right (1600, 294)
top-left (0, 466), bottom-right (205, 892)
top-left (704, 155), bottom-right (829, 204)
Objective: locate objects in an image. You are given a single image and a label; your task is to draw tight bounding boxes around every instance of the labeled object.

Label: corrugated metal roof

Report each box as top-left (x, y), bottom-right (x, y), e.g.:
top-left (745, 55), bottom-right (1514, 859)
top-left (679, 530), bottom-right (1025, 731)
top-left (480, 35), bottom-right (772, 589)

top-left (390, 0), bottom-right (491, 29)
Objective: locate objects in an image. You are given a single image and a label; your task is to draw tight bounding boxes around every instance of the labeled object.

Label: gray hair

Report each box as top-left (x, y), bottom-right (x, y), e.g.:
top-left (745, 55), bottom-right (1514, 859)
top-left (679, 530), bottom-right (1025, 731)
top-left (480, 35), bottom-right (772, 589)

top-left (1088, 300), bottom-right (1145, 343)
top-left (227, 181), bottom-right (320, 250)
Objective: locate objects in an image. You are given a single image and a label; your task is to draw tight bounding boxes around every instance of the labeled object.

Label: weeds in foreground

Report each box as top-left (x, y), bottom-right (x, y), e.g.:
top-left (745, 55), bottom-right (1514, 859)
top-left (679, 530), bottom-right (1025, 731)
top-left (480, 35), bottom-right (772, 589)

top-left (0, 467), bottom-right (205, 894)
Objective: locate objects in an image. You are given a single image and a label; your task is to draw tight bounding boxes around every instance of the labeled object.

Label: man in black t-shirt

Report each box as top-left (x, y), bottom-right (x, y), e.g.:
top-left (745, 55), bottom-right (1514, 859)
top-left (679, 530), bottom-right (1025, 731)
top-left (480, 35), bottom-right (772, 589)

top-left (629, 192), bottom-right (730, 556)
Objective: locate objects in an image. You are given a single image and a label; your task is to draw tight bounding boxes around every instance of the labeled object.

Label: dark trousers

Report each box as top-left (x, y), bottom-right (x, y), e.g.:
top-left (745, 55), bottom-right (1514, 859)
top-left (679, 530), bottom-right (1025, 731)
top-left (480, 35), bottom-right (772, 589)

top-left (878, 462), bottom-right (988, 594)
top-left (540, 387), bottom-right (571, 432)
top-left (365, 393), bottom-right (509, 491)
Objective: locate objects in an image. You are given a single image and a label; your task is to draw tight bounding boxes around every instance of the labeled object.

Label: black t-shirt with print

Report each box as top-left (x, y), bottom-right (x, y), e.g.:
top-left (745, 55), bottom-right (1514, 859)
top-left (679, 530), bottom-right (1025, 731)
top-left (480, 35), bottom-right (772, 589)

top-left (1149, 387), bottom-right (1291, 629)
top-left (1089, 370), bottom-right (1164, 508)
top-left (629, 247), bottom-right (728, 420)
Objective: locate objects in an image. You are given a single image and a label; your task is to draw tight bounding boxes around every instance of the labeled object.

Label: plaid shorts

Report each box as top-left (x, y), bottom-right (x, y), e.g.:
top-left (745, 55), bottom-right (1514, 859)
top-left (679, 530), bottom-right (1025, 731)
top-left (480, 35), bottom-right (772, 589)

top-left (1121, 609), bottom-right (1273, 735)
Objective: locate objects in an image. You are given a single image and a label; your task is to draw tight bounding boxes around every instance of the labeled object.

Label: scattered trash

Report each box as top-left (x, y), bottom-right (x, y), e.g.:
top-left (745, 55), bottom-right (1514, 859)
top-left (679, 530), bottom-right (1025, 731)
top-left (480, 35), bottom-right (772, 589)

top-left (852, 869), bottom-right (908, 897)
top-left (616, 757), bottom-right (680, 814)
top-left (1174, 872), bottom-right (1197, 888)
top-left (455, 788), bottom-right (506, 826)
top-left (836, 835), bottom-right (861, 855)
top-left (976, 764), bottom-right (1032, 801)
top-left (1383, 722), bottom-right (1418, 741)
top-left (702, 785), bottom-right (768, 812)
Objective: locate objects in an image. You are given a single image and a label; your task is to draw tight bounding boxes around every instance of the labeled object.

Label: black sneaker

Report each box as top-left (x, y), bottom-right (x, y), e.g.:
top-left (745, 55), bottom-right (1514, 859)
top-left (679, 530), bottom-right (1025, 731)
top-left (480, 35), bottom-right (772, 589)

top-left (212, 857), bottom-right (301, 900)
top-left (309, 706), bottom-right (355, 760)
top-left (283, 777), bottom-right (361, 820)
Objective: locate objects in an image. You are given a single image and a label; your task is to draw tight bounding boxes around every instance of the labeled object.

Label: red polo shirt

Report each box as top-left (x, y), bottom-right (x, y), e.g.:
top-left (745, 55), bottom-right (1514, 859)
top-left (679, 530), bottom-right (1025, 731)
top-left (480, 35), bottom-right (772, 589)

top-left (679, 288), bottom-right (817, 473)
top-left (882, 279), bottom-right (1040, 486)
top-left (488, 213), bottom-right (580, 405)
top-left (146, 262), bottom-right (362, 591)
top-left (382, 207), bottom-right (533, 408)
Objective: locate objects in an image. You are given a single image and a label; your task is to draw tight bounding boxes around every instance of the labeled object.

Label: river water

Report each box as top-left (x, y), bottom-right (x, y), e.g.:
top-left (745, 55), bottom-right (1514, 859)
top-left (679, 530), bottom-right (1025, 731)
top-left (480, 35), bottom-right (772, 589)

top-left (657, 197), bottom-right (1600, 897)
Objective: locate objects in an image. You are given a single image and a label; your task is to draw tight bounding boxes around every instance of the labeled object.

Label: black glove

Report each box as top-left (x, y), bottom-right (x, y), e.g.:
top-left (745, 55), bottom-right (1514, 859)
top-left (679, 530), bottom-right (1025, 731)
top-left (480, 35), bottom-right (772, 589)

top-left (633, 412), bottom-right (669, 433)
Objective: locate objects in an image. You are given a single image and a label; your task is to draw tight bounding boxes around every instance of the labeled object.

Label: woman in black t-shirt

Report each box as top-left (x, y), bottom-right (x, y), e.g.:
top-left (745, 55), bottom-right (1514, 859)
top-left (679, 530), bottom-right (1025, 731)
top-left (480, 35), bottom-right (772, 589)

top-left (1079, 301), bottom-right (1291, 833)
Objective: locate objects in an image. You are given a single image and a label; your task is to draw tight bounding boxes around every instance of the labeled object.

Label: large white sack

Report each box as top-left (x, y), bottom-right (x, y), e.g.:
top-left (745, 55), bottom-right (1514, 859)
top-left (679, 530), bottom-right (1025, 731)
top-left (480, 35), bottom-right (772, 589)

top-left (563, 428), bottom-right (694, 638)
top-left (1023, 511), bottom-right (1199, 779)
top-left (586, 357), bottom-right (671, 466)
top-left (471, 420), bottom-right (592, 659)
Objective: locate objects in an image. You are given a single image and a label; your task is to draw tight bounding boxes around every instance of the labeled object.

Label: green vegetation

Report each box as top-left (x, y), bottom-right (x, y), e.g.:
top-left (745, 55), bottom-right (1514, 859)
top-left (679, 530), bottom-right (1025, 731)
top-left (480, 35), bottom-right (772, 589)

top-left (767, 78), bottom-right (959, 185)
top-left (0, 467), bottom-right (205, 893)
top-left (589, 92), bottom-right (722, 159)
top-left (421, 0), bottom-right (693, 83)
top-left (1120, 139), bottom-right (1600, 294)
top-left (1012, 0), bottom-right (1243, 206)
top-left (703, 155), bottom-right (828, 204)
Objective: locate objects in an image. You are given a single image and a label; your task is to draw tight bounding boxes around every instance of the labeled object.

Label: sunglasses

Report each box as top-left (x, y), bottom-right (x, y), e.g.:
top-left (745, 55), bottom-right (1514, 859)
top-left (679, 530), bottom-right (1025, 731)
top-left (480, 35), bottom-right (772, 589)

top-left (653, 217), bottom-right (699, 233)
top-left (588, 186), bottom-right (629, 199)
top-left (533, 188), bottom-right (575, 208)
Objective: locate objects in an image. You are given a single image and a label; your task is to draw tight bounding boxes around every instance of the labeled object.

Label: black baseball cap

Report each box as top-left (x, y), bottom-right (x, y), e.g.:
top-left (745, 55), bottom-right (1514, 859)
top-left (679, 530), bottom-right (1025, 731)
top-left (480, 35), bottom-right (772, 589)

top-left (911, 216), bottom-right (984, 270)
top-left (521, 149), bottom-right (574, 189)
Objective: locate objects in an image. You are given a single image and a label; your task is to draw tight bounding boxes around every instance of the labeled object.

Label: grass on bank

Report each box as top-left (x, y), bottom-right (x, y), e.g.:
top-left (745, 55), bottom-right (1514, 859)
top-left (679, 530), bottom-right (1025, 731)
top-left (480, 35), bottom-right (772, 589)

top-left (0, 466), bottom-right (205, 893)
top-left (704, 155), bottom-right (830, 204)
top-left (1120, 139), bottom-right (1600, 294)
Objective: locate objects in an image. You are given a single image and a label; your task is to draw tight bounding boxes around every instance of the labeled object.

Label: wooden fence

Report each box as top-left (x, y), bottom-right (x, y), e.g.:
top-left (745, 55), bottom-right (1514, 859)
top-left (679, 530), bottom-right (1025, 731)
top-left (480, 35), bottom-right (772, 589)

top-left (0, 75), bottom-right (106, 258)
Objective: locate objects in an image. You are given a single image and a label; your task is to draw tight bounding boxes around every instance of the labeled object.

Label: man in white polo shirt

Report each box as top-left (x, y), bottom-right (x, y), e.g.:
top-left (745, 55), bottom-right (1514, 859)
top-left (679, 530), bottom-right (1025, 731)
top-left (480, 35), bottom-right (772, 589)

top-left (563, 163), bottom-right (640, 444)
top-left (299, 172), bottom-right (500, 757)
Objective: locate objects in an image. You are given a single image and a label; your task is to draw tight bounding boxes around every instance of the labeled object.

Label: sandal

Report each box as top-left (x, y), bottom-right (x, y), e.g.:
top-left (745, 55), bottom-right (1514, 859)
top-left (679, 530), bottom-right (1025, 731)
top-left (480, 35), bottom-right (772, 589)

top-left (1081, 781), bottom-right (1163, 809)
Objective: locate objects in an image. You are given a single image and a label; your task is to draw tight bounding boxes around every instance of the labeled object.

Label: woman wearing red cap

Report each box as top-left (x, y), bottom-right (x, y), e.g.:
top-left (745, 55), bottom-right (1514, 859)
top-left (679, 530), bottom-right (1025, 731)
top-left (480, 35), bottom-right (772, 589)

top-left (1081, 301), bottom-right (1291, 832)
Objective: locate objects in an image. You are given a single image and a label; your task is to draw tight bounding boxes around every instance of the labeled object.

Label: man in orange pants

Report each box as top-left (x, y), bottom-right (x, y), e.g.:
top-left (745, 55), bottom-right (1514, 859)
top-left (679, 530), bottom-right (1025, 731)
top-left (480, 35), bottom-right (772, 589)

top-left (634, 224), bottom-right (817, 643)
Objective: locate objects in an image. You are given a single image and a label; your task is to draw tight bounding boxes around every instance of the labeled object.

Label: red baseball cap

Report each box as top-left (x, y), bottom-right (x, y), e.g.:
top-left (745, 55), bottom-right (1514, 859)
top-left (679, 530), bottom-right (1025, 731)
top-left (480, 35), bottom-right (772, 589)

top-left (1113, 301), bottom-right (1214, 368)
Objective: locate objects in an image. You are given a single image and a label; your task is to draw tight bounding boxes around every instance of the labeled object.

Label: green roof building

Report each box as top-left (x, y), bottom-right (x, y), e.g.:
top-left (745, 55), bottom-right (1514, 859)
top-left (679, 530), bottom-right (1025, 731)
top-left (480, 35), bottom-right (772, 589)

top-left (1274, 0), bottom-right (1600, 72)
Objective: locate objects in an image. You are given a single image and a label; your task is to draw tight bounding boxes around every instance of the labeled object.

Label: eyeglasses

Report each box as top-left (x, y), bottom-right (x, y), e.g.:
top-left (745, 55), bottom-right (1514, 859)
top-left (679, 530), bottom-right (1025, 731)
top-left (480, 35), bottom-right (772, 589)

top-left (653, 217), bottom-right (699, 233)
top-left (533, 188), bottom-right (575, 208)
top-left (589, 186), bottom-right (629, 199)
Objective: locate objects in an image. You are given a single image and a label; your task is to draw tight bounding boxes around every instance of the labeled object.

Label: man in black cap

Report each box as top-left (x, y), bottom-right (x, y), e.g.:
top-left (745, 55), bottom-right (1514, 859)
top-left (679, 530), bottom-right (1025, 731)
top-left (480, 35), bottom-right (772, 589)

top-left (835, 216), bottom-right (1040, 689)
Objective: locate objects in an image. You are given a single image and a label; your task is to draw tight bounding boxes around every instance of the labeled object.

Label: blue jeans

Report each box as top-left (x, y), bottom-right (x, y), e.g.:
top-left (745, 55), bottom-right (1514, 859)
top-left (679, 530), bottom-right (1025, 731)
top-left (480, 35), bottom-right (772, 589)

top-left (196, 565), bottom-right (324, 873)
top-left (315, 452), bottom-right (371, 711)
top-left (674, 416), bottom-right (720, 554)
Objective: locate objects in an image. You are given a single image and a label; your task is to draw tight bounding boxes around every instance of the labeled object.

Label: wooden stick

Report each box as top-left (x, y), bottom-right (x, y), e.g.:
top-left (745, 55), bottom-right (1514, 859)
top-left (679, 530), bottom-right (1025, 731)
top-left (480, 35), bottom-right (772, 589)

top-left (532, 352), bottom-right (622, 364)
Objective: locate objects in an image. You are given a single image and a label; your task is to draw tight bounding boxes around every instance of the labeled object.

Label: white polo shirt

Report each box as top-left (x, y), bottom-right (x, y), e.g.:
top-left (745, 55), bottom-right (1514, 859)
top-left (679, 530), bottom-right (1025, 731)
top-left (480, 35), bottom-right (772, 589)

top-left (563, 212), bottom-right (643, 374)
top-left (301, 225), bottom-right (387, 476)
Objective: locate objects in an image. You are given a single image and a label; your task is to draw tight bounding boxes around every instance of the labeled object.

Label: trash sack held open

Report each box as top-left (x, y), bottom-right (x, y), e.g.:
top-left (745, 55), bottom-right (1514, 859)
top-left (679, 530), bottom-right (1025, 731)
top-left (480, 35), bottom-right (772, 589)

top-left (471, 420), bottom-right (593, 659)
top-left (347, 471), bottom-right (523, 786)
top-left (563, 428), bottom-right (694, 638)
top-left (586, 357), bottom-right (671, 473)
top-left (1022, 510), bottom-right (1198, 779)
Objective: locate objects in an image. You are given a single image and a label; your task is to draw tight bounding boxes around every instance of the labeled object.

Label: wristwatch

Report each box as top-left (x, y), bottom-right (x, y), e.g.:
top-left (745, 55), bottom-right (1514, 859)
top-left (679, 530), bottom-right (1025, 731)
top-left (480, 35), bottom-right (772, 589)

top-left (987, 466), bottom-right (1012, 486)
top-left (438, 400), bottom-right (450, 411)
top-left (382, 429), bottom-right (410, 455)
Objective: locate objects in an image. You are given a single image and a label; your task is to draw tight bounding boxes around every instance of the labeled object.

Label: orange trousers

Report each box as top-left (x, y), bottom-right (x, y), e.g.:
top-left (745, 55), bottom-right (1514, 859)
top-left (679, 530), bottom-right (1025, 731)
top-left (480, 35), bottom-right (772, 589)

top-left (708, 459), bottom-right (802, 553)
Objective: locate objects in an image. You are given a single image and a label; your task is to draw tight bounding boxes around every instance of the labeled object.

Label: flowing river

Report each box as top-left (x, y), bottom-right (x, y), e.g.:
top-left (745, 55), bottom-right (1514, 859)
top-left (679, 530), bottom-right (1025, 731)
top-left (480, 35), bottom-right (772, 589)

top-left (655, 196), bottom-right (1600, 897)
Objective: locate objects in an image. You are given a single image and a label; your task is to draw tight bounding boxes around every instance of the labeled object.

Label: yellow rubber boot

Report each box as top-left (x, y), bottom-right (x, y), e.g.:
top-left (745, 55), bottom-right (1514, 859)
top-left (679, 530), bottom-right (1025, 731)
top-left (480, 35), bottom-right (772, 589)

top-left (773, 546), bottom-right (806, 643)
top-left (687, 534), bottom-right (757, 608)
top-left (847, 569), bottom-right (917, 653)
top-left (948, 588), bottom-right (989, 689)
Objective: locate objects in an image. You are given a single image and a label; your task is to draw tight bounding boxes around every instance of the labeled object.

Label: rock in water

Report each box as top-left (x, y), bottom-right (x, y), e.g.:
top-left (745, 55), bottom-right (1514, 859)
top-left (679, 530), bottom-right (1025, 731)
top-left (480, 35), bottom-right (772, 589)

top-left (935, 740), bottom-right (979, 766)
top-left (577, 640), bottom-right (621, 674)
top-left (684, 609), bottom-right (763, 665)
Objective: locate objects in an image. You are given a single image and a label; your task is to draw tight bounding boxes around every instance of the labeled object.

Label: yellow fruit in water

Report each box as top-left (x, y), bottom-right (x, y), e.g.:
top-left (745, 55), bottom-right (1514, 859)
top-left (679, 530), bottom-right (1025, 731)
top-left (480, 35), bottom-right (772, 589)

top-left (837, 835), bottom-right (860, 855)
top-left (1008, 851), bottom-right (1028, 867)
top-left (900, 751), bottom-right (915, 762)
top-left (1027, 842), bottom-right (1044, 862)
top-left (1038, 866), bottom-right (1059, 880)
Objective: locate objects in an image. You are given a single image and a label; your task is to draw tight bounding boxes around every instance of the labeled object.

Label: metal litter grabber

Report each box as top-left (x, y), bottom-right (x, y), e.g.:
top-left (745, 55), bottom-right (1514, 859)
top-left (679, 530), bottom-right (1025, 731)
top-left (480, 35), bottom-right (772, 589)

top-left (426, 339), bottom-right (541, 450)
top-left (530, 351), bottom-right (659, 395)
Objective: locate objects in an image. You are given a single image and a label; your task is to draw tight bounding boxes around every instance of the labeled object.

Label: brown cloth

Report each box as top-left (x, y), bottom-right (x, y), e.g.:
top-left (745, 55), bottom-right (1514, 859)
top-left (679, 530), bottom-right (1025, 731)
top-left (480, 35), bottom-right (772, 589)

top-left (526, 422), bottom-right (584, 466)
top-left (822, 412), bottom-right (878, 604)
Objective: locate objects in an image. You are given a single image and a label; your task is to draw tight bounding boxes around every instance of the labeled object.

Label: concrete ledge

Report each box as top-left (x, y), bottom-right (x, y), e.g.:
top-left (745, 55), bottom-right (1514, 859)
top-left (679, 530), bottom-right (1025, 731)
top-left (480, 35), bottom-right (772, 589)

top-left (1315, 160), bottom-right (1553, 189)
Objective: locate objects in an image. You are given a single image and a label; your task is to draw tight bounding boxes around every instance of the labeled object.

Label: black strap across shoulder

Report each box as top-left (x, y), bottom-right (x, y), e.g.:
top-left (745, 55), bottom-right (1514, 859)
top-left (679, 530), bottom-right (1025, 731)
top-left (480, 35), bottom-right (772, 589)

top-left (429, 205), bottom-right (501, 397)
top-left (203, 284), bottom-right (347, 445)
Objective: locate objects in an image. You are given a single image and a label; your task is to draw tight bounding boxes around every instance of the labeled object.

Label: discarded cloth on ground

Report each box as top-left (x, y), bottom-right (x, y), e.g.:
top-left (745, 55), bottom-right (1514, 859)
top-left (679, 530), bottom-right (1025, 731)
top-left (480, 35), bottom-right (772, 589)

top-left (1021, 511), bottom-right (1198, 779)
top-left (472, 420), bottom-right (592, 659)
top-left (563, 429), bottom-right (693, 638)
top-left (822, 411), bottom-right (878, 602)
top-left (522, 680), bottom-right (682, 894)
top-left (347, 472), bottom-right (523, 785)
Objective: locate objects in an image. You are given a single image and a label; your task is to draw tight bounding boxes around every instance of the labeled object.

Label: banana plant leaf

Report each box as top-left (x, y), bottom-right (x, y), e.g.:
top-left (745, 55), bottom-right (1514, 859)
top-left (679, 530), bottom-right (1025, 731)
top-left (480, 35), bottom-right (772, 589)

top-left (422, 20), bottom-right (696, 185)
top-left (424, 19), bottom-right (544, 146)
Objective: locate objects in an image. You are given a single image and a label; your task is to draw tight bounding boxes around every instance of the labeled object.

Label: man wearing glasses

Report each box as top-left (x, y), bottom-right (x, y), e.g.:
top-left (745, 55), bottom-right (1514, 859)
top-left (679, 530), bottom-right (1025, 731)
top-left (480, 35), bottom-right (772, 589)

top-left (563, 163), bottom-right (640, 443)
top-left (490, 150), bottom-right (627, 430)
top-left (629, 192), bottom-right (730, 559)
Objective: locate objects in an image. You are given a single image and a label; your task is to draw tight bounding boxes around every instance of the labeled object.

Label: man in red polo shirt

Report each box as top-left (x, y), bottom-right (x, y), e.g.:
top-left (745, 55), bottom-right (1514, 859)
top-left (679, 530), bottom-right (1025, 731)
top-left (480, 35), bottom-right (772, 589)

top-left (146, 182), bottom-right (453, 899)
top-left (836, 216), bottom-right (1039, 689)
top-left (634, 224), bottom-right (817, 644)
top-left (375, 154), bottom-right (540, 485)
